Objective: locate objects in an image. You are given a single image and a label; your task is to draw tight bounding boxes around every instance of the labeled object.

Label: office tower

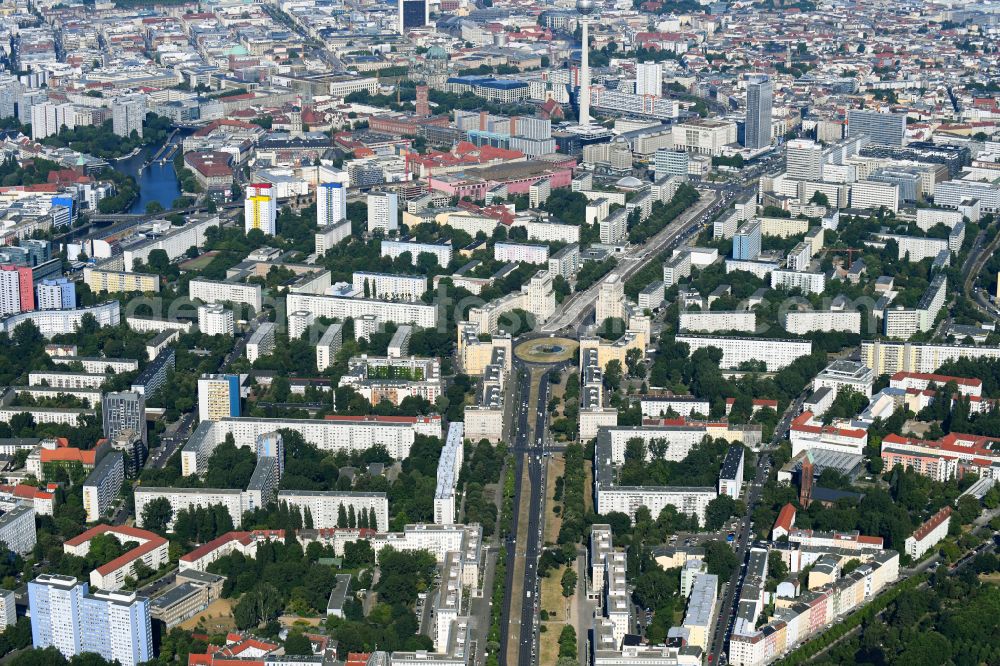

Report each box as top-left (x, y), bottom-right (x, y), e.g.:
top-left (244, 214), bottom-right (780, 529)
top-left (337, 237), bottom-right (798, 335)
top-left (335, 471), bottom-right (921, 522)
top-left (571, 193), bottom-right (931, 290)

top-left (415, 85), bottom-right (430, 117)
top-left (596, 274), bottom-right (625, 324)
top-left (317, 182), bottom-right (347, 227)
top-left (847, 109), bottom-right (906, 147)
top-left (636, 61), bottom-right (663, 98)
top-left (398, 0), bottom-right (428, 33)
top-left (733, 221), bottom-right (762, 261)
top-left (256, 432), bottom-right (284, 475)
top-left (30, 102), bottom-right (76, 141)
top-left (35, 278), bottom-right (76, 310)
top-left (110, 429), bottom-right (146, 478)
top-left (21, 239), bottom-right (52, 266)
top-left (513, 116), bottom-right (552, 141)
top-left (112, 97), bottom-right (145, 138)
top-left (0, 264), bottom-right (34, 315)
top-left (745, 74), bottom-right (773, 150)
top-left (244, 183), bottom-right (276, 235)
top-left (0, 77), bottom-right (20, 119)
top-left (102, 391), bottom-right (146, 444)
top-left (28, 575), bottom-right (152, 666)
top-left (577, 0), bottom-right (595, 126)
top-left (197, 374), bottom-right (241, 423)
top-left (655, 149), bottom-right (689, 178)
top-left (367, 191), bottom-right (399, 233)
top-left (785, 138), bottom-right (824, 181)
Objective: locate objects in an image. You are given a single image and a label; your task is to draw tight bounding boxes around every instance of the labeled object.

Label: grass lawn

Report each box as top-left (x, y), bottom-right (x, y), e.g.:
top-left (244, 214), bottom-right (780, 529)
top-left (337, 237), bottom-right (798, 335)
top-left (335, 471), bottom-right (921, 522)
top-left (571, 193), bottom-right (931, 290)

top-left (179, 251), bottom-right (219, 271)
top-left (544, 454), bottom-right (565, 544)
top-left (179, 598), bottom-right (235, 632)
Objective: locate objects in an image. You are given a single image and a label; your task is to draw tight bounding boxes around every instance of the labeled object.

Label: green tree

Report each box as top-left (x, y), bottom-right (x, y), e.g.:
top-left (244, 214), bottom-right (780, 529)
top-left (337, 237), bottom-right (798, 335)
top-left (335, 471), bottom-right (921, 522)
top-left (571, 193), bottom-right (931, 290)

top-left (604, 360), bottom-right (623, 392)
top-left (284, 631), bottom-right (313, 656)
top-left (561, 567), bottom-right (578, 597)
top-left (140, 497), bottom-right (172, 532)
top-left (808, 190), bottom-right (830, 207)
top-left (704, 495), bottom-right (746, 531)
top-left (558, 625), bottom-right (577, 659)
top-left (704, 540), bottom-right (739, 582)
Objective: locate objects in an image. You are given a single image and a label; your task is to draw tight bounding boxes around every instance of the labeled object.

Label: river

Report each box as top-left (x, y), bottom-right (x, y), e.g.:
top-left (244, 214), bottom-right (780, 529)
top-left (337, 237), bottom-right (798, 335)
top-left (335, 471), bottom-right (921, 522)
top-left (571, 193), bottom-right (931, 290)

top-left (115, 135), bottom-right (183, 214)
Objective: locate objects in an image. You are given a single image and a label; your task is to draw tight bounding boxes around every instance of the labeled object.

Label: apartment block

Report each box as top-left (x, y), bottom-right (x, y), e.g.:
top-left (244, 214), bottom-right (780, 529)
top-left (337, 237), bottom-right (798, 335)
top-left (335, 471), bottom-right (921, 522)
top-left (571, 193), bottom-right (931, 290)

top-left (352, 272), bottom-right (427, 302)
top-left (675, 335), bottom-right (812, 371)
top-left (83, 267), bottom-right (159, 294)
top-left (82, 452), bottom-right (124, 523)
top-left (28, 575), bottom-right (152, 666)
top-left (679, 311), bottom-right (755, 333)
top-left (189, 279), bottom-right (263, 312)
top-left (783, 309), bottom-right (861, 334)
top-left (316, 323), bottom-right (344, 372)
top-left (245, 322), bottom-right (276, 364)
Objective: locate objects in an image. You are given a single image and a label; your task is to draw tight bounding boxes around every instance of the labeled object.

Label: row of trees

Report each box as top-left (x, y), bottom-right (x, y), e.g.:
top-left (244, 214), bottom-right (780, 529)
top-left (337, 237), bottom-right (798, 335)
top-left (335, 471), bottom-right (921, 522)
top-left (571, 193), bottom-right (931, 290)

top-left (629, 183), bottom-right (700, 244)
top-left (619, 436), bottom-right (740, 489)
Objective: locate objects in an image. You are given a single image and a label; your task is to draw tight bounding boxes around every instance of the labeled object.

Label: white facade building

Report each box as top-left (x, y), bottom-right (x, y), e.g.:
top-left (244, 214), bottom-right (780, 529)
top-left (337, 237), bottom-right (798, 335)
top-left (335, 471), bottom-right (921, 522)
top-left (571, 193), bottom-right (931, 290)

top-left (783, 310), bottom-right (861, 334)
top-left (189, 279), bottom-right (263, 312)
top-left (316, 323), bottom-right (344, 372)
top-left (771, 270), bottom-right (826, 294)
top-left (635, 61), bottom-right (663, 97)
top-left (433, 423), bottom-right (464, 525)
top-left (197, 304), bottom-right (234, 336)
top-left (287, 293), bottom-right (437, 329)
top-left (675, 335), bottom-right (812, 371)
top-left (679, 311), bottom-right (756, 333)
top-left (381, 239), bottom-right (452, 266)
top-left (352, 272), bottom-right (427, 302)
top-left (368, 192), bottom-right (399, 233)
top-left (317, 182), bottom-right (347, 227)
top-left (494, 242), bottom-right (549, 265)
top-left (245, 322), bottom-right (276, 364)
top-left (244, 183), bottom-right (277, 236)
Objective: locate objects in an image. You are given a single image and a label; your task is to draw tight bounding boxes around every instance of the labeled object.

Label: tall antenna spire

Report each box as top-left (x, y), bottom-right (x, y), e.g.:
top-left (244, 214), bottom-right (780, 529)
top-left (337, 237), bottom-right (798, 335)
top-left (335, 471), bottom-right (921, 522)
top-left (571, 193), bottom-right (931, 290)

top-left (576, 0), bottom-right (595, 126)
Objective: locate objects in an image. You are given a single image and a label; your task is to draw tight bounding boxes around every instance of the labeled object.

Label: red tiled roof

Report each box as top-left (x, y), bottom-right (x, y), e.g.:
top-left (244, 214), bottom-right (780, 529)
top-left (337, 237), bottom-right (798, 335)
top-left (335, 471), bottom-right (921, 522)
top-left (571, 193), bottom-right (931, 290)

top-left (346, 654), bottom-right (372, 666)
top-left (40, 447), bottom-right (98, 465)
top-left (0, 484), bottom-right (53, 500)
top-left (911, 505), bottom-right (951, 542)
top-left (185, 151), bottom-right (234, 177)
top-left (890, 371), bottom-right (981, 388)
top-left (791, 411), bottom-right (867, 439)
top-left (323, 414), bottom-right (439, 424)
top-left (64, 525), bottom-right (167, 577)
top-left (774, 503), bottom-right (796, 533)
top-left (180, 530), bottom-right (285, 563)
top-left (882, 432), bottom-right (999, 458)
top-left (725, 398), bottom-right (778, 407)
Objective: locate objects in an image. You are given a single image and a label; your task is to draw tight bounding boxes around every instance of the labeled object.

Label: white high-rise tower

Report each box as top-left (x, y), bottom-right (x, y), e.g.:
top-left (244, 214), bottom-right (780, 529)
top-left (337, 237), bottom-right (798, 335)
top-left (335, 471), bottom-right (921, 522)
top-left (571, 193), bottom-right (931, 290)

top-left (577, 0), bottom-right (595, 127)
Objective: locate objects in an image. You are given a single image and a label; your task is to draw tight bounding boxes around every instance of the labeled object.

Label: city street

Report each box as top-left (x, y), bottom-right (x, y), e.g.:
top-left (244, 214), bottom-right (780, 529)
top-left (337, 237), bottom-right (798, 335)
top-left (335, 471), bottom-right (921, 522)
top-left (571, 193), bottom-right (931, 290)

top-left (542, 187), bottom-right (723, 333)
top-left (499, 355), bottom-right (565, 666)
top-left (707, 390), bottom-right (808, 664)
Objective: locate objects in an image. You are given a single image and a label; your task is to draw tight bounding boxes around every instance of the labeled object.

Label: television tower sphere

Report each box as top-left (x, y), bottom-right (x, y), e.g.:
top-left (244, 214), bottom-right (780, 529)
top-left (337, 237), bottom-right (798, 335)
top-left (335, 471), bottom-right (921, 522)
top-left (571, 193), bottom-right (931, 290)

top-left (577, 0), bottom-right (595, 15)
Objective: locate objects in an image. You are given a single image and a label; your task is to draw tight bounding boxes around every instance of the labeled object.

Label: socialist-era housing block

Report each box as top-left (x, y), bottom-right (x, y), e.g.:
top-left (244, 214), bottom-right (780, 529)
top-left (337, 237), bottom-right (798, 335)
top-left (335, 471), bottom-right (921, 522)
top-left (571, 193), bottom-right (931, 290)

top-left (180, 415), bottom-right (442, 476)
top-left (338, 355), bottom-right (443, 406)
top-left (457, 321), bottom-right (512, 376)
top-left (674, 335), bottom-right (813, 371)
top-left (63, 525), bottom-right (168, 591)
top-left (594, 427), bottom-right (719, 524)
top-left (434, 423), bottom-right (464, 525)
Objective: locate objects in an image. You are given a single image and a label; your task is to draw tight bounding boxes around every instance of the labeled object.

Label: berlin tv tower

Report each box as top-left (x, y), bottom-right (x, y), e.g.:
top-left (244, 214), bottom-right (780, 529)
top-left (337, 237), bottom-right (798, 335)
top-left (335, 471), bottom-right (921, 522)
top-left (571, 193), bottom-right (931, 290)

top-left (577, 0), bottom-right (595, 127)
